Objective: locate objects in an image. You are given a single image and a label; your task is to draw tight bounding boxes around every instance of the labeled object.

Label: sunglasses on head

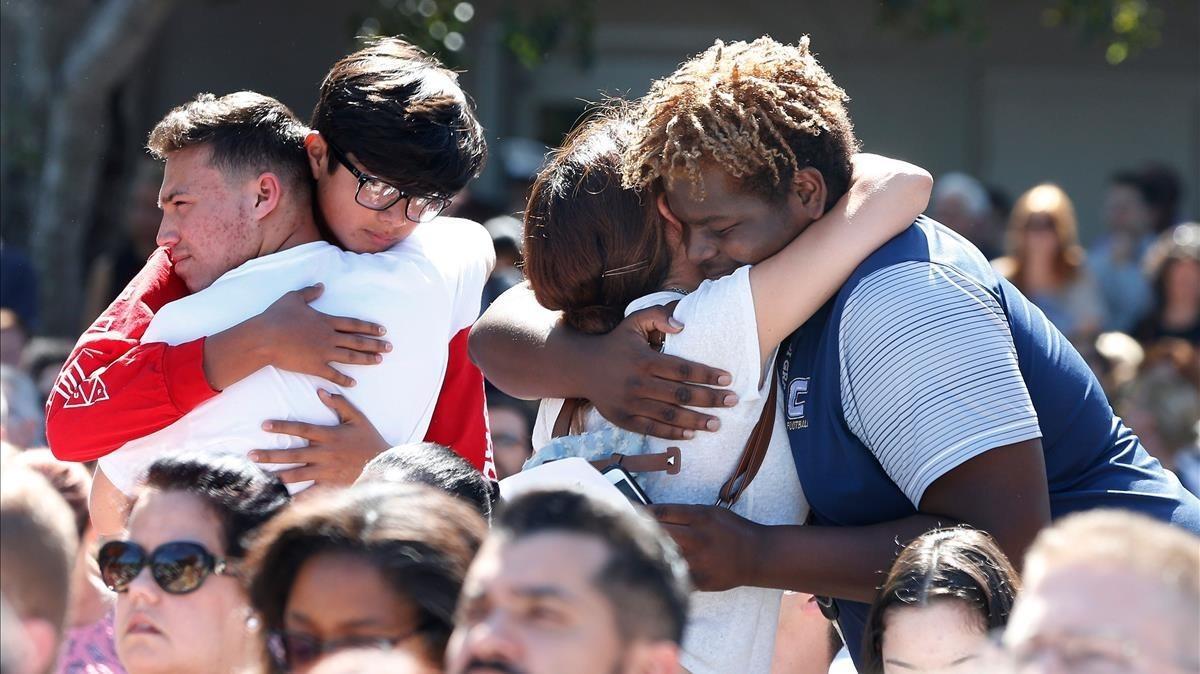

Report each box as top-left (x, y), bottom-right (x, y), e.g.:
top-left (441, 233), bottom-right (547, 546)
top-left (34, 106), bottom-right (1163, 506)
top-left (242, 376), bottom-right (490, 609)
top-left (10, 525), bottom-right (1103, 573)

top-left (97, 540), bottom-right (234, 595)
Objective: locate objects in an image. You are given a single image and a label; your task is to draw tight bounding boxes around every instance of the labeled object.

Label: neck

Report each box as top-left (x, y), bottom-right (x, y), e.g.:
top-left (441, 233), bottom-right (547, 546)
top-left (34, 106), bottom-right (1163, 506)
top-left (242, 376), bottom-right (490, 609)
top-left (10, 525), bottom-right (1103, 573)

top-left (258, 199), bottom-right (320, 256)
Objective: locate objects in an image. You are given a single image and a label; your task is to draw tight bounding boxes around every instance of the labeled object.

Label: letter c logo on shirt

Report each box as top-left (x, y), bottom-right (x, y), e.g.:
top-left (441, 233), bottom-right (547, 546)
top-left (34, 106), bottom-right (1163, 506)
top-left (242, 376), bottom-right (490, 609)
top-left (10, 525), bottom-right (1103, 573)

top-left (787, 378), bottom-right (809, 420)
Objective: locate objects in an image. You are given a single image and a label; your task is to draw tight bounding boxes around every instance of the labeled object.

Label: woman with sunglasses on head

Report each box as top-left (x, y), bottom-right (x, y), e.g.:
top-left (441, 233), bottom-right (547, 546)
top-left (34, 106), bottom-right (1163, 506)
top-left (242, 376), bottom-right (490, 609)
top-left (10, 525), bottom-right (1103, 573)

top-left (860, 527), bottom-right (1020, 674)
top-left (99, 452), bottom-right (290, 674)
top-left (243, 483), bottom-right (486, 673)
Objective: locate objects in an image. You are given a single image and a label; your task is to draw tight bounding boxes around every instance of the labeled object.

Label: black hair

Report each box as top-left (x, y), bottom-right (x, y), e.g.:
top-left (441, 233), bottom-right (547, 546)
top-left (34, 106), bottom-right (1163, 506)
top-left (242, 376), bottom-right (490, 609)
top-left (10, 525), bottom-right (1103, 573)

top-left (861, 527), bottom-right (1020, 674)
top-left (311, 37), bottom-right (486, 198)
top-left (358, 443), bottom-right (494, 521)
top-left (244, 484), bottom-right (486, 671)
top-left (147, 91), bottom-right (310, 193)
top-left (495, 489), bottom-right (691, 644)
top-left (141, 452), bottom-right (291, 559)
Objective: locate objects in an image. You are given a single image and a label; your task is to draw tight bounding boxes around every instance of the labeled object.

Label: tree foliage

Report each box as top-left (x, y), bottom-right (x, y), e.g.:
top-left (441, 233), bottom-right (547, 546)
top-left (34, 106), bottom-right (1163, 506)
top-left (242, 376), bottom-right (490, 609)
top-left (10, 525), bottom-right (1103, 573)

top-left (878, 0), bottom-right (1165, 64)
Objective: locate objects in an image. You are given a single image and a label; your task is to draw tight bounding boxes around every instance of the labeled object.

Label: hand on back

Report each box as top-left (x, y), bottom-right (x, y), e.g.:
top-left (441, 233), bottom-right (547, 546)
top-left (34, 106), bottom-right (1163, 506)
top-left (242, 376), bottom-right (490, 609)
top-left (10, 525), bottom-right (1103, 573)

top-left (251, 284), bottom-right (391, 387)
top-left (580, 305), bottom-right (738, 440)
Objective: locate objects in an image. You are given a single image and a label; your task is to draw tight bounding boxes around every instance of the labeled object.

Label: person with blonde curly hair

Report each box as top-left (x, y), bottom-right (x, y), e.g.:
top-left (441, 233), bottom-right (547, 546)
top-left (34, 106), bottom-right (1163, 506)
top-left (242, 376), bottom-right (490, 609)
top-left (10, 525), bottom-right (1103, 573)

top-left (471, 35), bottom-right (1199, 671)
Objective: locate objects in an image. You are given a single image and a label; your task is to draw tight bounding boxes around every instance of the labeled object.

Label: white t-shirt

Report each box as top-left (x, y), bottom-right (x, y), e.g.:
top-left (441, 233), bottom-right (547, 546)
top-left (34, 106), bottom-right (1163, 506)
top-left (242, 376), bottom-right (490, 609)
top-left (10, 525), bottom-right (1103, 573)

top-left (100, 217), bottom-right (493, 495)
top-left (533, 266), bottom-right (808, 674)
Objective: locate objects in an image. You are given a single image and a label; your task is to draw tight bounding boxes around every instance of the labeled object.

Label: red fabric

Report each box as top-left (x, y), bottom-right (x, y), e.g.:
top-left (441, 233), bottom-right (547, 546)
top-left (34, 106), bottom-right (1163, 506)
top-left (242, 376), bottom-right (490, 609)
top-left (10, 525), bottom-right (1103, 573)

top-left (423, 327), bottom-right (495, 480)
top-left (46, 248), bottom-right (218, 462)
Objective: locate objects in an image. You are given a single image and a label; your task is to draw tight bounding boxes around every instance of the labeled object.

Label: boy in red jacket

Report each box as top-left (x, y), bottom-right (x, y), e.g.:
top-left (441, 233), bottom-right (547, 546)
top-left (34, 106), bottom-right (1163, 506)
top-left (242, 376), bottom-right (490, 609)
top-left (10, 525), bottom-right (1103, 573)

top-left (48, 40), bottom-right (495, 508)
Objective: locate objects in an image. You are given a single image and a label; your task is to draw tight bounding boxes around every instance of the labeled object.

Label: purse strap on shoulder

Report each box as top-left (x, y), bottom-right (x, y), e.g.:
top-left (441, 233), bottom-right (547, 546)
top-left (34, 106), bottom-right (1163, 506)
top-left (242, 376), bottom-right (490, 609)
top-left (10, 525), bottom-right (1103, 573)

top-left (715, 355), bottom-right (780, 509)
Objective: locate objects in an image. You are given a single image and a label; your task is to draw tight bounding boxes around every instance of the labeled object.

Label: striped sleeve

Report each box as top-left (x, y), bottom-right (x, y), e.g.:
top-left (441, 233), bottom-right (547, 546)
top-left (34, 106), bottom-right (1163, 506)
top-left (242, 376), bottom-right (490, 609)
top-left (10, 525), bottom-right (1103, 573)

top-left (838, 261), bottom-right (1041, 506)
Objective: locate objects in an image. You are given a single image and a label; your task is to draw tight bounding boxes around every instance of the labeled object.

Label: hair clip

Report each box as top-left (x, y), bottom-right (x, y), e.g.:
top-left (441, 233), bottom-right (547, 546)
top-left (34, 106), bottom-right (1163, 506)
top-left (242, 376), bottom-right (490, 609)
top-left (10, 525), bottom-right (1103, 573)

top-left (601, 260), bottom-right (650, 278)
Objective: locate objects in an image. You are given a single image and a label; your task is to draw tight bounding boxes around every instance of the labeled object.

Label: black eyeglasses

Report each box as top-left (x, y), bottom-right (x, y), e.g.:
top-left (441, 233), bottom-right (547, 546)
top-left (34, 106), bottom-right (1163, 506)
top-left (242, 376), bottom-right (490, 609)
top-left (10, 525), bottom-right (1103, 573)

top-left (267, 629), bottom-right (421, 671)
top-left (97, 540), bottom-right (234, 595)
top-left (324, 140), bottom-right (450, 222)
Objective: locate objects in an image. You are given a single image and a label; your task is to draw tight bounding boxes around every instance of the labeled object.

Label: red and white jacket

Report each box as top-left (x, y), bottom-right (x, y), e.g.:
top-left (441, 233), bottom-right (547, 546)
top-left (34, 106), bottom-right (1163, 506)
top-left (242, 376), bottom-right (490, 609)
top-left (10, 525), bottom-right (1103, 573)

top-left (46, 245), bottom-right (493, 477)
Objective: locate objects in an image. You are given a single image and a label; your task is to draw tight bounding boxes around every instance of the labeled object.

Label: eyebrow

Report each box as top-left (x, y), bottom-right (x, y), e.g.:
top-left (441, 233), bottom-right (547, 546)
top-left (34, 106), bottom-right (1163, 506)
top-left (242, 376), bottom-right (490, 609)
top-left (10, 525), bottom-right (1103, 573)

top-left (511, 585), bottom-right (575, 602)
top-left (159, 188), bottom-right (188, 207)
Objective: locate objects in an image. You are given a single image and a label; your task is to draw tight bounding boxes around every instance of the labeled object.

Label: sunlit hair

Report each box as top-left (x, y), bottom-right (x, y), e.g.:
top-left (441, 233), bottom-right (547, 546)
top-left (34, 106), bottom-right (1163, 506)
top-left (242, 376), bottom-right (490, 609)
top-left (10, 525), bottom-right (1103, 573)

top-left (861, 528), bottom-right (1020, 674)
top-left (1005, 183), bottom-right (1086, 286)
top-left (623, 36), bottom-right (858, 207)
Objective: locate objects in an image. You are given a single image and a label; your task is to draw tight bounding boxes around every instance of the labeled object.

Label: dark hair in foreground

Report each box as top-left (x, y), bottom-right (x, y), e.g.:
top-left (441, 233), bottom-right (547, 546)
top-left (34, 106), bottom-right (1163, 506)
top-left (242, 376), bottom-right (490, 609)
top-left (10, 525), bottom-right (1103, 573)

top-left (244, 484), bottom-right (487, 670)
top-left (312, 37), bottom-right (486, 197)
top-left (147, 91), bottom-right (310, 192)
top-left (141, 453), bottom-right (292, 559)
top-left (523, 109), bottom-right (671, 334)
top-left (495, 490), bottom-right (691, 645)
top-left (860, 527), bottom-right (1020, 674)
top-left (358, 442), bottom-right (494, 521)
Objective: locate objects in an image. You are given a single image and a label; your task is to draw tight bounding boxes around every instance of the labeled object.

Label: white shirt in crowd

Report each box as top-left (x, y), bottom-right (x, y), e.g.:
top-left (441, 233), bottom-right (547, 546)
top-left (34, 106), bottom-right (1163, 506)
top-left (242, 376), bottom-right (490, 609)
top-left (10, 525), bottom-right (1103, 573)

top-left (100, 217), bottom-right (493, 495)
top-left (533, 266), bottom-right (809, 674)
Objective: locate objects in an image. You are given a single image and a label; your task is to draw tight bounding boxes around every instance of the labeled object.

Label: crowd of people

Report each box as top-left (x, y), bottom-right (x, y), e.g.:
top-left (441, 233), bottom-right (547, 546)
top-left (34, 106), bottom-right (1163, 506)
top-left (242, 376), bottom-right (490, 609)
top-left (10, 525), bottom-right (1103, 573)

top-left (0, 31), bottom-right (1198, 674)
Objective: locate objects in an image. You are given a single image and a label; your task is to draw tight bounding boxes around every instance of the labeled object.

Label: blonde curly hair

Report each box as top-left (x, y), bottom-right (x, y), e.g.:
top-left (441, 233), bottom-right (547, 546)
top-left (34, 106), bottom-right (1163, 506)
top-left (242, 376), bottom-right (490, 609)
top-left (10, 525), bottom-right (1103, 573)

top-left (623, 36), bottom-right (859, 206)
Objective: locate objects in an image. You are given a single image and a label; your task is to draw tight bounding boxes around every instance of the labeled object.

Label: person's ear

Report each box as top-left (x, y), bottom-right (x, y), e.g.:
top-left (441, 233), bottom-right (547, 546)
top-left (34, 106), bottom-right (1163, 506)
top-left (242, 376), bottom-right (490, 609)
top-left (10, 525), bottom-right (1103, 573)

top-left (791, 167), bottom-right (828, 219)
top-left (304, 131), bottom-right (327, 180)
top-left (250, 172), bottom-right (283, 221)
top-left (657, 193), bottom-right (687, 246)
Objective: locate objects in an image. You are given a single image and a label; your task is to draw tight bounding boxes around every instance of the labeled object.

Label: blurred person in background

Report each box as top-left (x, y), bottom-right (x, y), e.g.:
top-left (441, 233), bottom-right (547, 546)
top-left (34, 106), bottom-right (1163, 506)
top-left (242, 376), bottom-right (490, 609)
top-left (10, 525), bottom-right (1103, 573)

top-left (447, 489), bottom-right (689, 674)
top-left (245, 484), bottom-right (486, 673)
top-left (1134, 223), bottom-right (1200, 344)
top-left (356, 442), bottom-right (495, 520)
top-left (0, 241), bottom-right (39, 333)
top-left (1139, 162), bottom-right (1184, 235)
top-left (0, 309), bottom-right (28, 369)
top-left (0, 464), bottom-right (78, 674)
top-left (480, 215), bottom-right (525, 313)
top-left (1115, 338), bottom-right (1200, 496)
top-left (18, 338), bottom-right (74, 407)
top-left (82, 161), bottom-right (164, 327)
top-left (993, 184), bottom-right (1105, 344)
top-left (860, 528), bottom-right (1019, 674)
top-left (1002, 510), bottom-right (1200, 673)
top-left (485, 391), bottom-right (533, 481)
top-left (105, 454), bottom-right (290, 674)
top-left (1089, 171), bottom-right (1155, 332)
top-left (931, 172), bottom-right (1001, 260)
top-left (0, 364), bottom-right (43, 449)
top-left (15, 450), bottom-right (124, 674)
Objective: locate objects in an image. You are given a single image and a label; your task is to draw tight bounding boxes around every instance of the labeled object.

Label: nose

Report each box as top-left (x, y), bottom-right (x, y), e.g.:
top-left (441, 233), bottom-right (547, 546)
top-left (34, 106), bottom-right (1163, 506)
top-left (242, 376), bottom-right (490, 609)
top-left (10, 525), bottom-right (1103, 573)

top-left (156, 214), bottom-right (180, 249)
top-left (375, 199), bottom-right (409, 228)
top-left (457, 614), bottom-right (522, 669)
top-left (686, 229), bottom-right (718, 265)
top-left (124, 565), bottom-right (161, 607)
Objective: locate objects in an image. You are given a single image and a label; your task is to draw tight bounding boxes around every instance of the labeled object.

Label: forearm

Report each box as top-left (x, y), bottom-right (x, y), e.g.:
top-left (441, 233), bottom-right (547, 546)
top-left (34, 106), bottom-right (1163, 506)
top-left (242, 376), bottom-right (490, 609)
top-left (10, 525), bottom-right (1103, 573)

top-left (749, 513), bottom-right (954, 603)
top-left (468, 282), bottom-right (587, 400)
top-left (202, 317), bottom-right (274, 390)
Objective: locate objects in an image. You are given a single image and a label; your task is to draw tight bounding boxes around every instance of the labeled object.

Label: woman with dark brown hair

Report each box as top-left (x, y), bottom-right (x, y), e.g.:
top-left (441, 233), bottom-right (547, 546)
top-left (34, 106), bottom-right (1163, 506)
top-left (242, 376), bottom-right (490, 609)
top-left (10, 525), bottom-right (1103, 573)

top-left (992, 183), bottom-right (1105, 343)
top-left (518, 108), bottom-right (932, 674)
top-left (860, 528), bottom-right (1020, 674)
top-left (243, 483), bottom-right (486, 673)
